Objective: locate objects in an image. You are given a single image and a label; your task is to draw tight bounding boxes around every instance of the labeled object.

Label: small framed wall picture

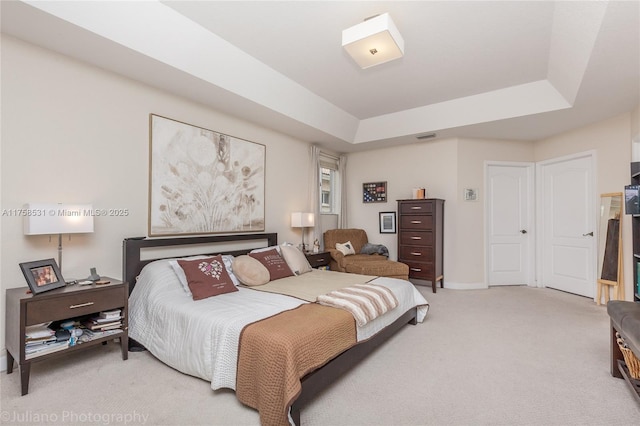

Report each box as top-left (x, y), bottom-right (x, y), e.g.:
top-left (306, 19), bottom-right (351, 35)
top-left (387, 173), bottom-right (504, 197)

top-left (463, 188), bottom-right (479, 202)
top-left (363, 181), bottom-right (387, 203)
top-left (19, 258), bottom-right (66, 294)
top-left (379, 211), bottom-right (397, 234)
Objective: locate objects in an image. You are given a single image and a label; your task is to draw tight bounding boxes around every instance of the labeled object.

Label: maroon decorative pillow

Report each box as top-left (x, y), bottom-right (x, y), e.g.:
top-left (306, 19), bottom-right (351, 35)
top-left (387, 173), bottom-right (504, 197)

top-left (249, 248), bottom-right (294, 281)
top-left (177, 255), bottom-right (238, 300)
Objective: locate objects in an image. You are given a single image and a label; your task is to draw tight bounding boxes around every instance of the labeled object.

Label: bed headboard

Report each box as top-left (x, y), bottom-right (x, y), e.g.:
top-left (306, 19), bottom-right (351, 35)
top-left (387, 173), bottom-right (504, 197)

top-left (123, 233), bottom-right (277, 293)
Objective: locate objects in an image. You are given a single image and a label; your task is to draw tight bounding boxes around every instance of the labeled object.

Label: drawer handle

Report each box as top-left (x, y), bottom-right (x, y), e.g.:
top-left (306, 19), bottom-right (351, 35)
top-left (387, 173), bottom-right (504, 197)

top-left (410, 252), bottom-right (422, 256)
top-left (410, 206), bottom-right (422, 210)
top-left (410, 236), bottom-right (422, 240)
top-left (69, 302), bottom-right (94, 309)
top-left (411, 220), bottom-right (422, 224)
top-left (410, 268), bottom-right (422, 272)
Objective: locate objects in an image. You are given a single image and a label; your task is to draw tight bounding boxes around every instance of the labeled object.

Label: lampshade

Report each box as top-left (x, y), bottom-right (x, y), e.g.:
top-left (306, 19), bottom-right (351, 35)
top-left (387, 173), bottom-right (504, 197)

top-left (291, 212), bottom-right (315, 228)
top-left (24, 203), bottom-right (94, 235)
top-left (342, 13), bottom-right (405, 69)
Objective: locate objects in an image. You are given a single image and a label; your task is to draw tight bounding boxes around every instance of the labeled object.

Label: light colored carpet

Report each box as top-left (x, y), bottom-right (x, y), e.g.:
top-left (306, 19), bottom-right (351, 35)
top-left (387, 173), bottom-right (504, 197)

top-left (2, 286), bottom-right (639, 425)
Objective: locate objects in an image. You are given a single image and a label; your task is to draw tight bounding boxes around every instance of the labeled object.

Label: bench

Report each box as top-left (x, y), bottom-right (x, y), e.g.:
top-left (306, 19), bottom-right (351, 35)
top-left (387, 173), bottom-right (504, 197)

top-left (607, 300), bottom-right (640, 404)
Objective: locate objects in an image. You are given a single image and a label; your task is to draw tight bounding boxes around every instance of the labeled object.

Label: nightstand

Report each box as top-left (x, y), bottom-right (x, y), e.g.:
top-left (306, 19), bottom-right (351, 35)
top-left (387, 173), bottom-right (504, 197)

top-left (5, 278), bottom-right (128, 395)
top-left (305, 251), bottom-right (331, 269)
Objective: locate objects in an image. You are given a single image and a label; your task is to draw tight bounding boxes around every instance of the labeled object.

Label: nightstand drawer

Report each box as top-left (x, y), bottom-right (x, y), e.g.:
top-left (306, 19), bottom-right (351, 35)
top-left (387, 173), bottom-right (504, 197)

top-left (26, 286), bottom-right (126, 325)
top-left (305, 251), bottom-right (331, 268)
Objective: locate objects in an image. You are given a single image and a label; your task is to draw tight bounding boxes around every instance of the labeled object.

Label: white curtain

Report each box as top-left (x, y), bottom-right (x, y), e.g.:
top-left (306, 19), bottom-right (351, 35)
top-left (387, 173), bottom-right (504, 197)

top-left (309, 145), bottom-right (322, 249)
top-left (339, 154), bottom-right (348, 229)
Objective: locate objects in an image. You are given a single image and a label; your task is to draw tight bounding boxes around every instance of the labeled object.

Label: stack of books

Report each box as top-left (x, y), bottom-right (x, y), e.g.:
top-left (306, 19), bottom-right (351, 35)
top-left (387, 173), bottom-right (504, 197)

top-left (25, 323), bottom-right (68, 359)
top-left (82, 309), bottom-right (122, 332)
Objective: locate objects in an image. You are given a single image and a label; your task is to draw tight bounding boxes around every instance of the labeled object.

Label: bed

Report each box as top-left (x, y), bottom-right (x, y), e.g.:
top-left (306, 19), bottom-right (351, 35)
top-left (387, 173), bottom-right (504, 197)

top-left (123, 233), bottom-right (429, 425)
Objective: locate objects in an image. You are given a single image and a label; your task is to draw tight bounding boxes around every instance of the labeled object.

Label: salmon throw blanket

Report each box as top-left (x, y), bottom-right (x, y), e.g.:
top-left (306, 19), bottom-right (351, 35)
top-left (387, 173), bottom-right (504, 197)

top-left (236, 304), bottom-right (356, 426)
top-left (316, 283), bottom-right (399, 326)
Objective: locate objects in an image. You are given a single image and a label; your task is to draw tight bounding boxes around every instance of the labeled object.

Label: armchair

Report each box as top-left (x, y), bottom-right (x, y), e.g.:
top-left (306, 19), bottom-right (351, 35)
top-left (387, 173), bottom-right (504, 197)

top-left (323, 228), bottom-right (409, 280)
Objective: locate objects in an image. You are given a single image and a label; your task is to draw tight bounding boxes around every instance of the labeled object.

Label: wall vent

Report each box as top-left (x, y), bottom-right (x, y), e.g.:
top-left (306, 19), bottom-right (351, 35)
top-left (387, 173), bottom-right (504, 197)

top-left (416, 133), bottom-right (437, 140)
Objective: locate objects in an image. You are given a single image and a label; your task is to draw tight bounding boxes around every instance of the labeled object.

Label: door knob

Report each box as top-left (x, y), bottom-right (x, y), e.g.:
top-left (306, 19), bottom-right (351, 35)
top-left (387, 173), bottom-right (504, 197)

top-left (583, 231), bottom-right (594, 237)
top-left (520, 230), bottom-right (527, 234)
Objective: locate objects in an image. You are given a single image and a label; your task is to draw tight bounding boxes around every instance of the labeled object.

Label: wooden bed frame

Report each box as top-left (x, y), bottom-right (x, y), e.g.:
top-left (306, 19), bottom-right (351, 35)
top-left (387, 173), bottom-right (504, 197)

top-left (123, 233), bottom-right (418, 425)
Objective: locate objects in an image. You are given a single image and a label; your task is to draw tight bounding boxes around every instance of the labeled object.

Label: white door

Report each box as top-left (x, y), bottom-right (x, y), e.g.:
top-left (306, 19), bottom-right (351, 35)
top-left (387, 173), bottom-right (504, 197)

top-left (486, 163), bottom-right (534, 286)
top-left (539, 153), bottom-right (596, 298)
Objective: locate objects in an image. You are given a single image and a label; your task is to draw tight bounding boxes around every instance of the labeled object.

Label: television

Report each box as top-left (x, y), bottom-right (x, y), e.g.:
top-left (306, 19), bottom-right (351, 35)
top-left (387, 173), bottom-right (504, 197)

top-left (625, 185), bottom-right (640, 215)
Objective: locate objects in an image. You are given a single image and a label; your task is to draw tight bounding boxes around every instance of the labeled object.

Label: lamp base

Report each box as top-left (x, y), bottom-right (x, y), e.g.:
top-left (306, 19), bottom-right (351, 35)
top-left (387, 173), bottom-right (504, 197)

top-left (301, 232), bottom-right (306, 252)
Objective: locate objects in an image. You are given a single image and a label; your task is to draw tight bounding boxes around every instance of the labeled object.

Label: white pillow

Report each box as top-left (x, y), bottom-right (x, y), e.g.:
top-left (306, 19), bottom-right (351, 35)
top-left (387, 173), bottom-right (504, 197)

top-left (249, 245), bottom-right (282, 254)
top-left (221, 255), bottom-right (240, 286)
top-left (335, 241), bottom-right (356, 256)
top-left (280, 245), bottom-right (312, 275)
top-left (169, 254), bottom-right (239, 296)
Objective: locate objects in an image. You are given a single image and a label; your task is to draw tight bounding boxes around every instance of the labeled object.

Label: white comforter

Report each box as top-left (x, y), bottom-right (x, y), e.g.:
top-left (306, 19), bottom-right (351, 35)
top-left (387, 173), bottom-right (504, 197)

top-left (128, 259), bottom-right (429, 391)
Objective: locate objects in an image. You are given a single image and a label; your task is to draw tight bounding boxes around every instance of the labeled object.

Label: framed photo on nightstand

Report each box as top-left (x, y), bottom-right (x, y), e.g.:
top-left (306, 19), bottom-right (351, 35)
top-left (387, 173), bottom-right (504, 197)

top-left (19, 258), bottom-right (66, 294)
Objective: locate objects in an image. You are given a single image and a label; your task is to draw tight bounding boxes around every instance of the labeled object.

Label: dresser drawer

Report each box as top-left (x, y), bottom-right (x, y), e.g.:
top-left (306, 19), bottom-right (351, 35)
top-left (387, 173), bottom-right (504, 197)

top-left (399, 201), bottom-right (434, 215)
top-left (399, 230), bottom-right (433, 246)
top-left (399, 246), bottom-right (433, 260)
top-left (26, 285), bottom-right (126, 325)
top-left (400, 215), bottom-right (433, 230)
top-left (403, 261), bottom-right (434, 280)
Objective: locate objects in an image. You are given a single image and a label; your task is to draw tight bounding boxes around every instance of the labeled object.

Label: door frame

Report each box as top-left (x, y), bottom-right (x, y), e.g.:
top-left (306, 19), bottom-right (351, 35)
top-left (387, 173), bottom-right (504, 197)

top-left (484, 161), bottom-right (536, 287)
top-left (535, 150), bottom-right (597, 295)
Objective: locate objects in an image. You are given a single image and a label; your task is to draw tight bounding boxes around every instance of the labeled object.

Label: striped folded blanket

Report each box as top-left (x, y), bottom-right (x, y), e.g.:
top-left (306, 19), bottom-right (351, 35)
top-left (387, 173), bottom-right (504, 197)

top-left (316, 283), bottom-right (399, 326)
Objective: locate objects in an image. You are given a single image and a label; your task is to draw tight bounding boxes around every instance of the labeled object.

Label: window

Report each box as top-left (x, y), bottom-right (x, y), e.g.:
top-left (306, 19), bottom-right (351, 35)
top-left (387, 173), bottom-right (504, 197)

top-left (321, 167), bottom-right (336, 213)
top-left (319, 154), bottom-right (340, 214)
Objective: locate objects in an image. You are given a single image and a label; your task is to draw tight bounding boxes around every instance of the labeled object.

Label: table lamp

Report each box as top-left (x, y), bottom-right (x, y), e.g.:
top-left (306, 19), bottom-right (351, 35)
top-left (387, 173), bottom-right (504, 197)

top-left (23, 203), bottom-right (94, 271)
top-left (291, 212), bottom-right (315, 252)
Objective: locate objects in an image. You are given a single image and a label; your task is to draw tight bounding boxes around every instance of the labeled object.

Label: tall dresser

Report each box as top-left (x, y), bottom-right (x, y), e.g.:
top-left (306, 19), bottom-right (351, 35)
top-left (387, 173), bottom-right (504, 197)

top-left (397, 199), bottom-right (444, 293)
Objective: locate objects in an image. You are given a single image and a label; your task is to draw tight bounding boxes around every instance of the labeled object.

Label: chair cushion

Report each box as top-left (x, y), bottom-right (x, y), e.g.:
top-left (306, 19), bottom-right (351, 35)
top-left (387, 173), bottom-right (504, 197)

top-left (346, 260), bottom-right (409, 279)
top-left (340, 254), bottom-right (386, 268)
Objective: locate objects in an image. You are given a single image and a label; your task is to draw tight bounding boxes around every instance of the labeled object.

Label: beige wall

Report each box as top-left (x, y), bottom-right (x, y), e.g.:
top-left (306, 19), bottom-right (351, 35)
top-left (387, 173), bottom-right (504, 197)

top-left (632, 105), bottom-right (640, 141)
top-left (0, 36), bottom-right (313, 353)
top-left (345, 139), bottom-right (457, 274)
top-left (345, 137), bottom-right (534, 287)
top-left (632, 106), bottom-right (640, 161)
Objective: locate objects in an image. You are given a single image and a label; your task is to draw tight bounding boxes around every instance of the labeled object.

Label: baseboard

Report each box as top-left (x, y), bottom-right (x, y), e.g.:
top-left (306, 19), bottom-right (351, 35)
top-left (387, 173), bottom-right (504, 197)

top-left (443, 281), bottom-right (488, 290)
top-left (1, 353), bottom-right (7, 372)
top-left (410, 279), bottom-right (488, 290)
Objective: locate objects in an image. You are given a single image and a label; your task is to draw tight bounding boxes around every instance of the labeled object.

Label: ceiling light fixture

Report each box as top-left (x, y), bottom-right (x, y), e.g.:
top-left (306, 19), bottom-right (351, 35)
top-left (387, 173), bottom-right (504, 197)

top-left (342, 13), bottom-right (405, 69)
